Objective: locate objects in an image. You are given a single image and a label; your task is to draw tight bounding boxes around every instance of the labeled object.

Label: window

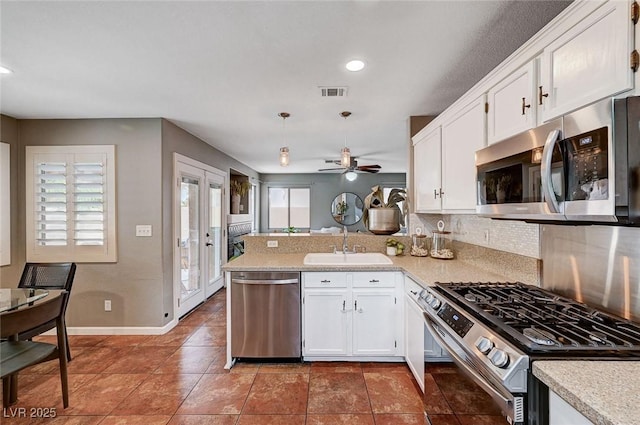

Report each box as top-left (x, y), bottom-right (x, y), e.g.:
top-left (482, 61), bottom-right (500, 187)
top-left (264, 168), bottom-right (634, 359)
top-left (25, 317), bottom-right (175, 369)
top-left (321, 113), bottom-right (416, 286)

top-left (268, 187), bottom-right (310, 230)
top-left (26, 145), bottom-right (117, 262)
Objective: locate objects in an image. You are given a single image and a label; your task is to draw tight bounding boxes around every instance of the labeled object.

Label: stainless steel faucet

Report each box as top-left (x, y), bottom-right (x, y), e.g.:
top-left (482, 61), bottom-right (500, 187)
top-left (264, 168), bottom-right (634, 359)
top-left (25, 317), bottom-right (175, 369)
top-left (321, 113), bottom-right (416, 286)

top-left (342, 226), bottom-right (349, 253)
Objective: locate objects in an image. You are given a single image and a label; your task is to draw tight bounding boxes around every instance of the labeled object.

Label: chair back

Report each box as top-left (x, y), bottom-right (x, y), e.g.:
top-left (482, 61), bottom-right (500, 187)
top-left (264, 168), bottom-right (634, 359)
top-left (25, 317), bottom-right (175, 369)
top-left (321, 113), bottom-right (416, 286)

top-left (18, 263), bottom-right (76, 291)
top-left (0, 292), bottom-right (69, 338)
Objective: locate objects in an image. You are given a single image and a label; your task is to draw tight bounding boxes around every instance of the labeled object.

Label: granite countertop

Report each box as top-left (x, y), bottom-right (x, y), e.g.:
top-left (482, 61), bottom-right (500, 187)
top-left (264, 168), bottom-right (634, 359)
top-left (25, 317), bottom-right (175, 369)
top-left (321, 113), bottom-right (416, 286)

top-left (533, 361), bottom-right (640, 425)
top-left (222, 253), bottom-right (511, 287)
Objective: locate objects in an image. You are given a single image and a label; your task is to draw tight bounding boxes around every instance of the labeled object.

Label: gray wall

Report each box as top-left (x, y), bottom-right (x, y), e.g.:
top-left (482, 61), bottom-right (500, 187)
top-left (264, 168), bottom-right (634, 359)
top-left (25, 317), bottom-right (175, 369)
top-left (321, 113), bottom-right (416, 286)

top-left (3, 118), bottom-right (165, 327)
top-left (260, 173), bottom-right (406, 233)
top-left (0, 117), bottom-right (261, 328)
top-left (160, 119), bottom-right (260, 321)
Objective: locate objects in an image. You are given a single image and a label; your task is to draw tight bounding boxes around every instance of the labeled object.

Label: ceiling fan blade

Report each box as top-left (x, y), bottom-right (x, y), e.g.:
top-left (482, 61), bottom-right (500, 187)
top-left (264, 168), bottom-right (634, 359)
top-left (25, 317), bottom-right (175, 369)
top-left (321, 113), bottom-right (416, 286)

top-left (318, 167), bottom-right (346, 172)
top-left (357, 164), bottom-right (381, 170)
top-left (360, 168), bottom-right (380, 174)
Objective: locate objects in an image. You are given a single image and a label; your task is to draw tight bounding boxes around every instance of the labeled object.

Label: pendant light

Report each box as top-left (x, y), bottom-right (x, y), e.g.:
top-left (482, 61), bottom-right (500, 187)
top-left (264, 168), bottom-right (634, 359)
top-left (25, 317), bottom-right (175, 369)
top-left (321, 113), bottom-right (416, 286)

top-left (278, 112), bottom-right (290, 167)
top-left (340, 111), bottom-right (352, 167)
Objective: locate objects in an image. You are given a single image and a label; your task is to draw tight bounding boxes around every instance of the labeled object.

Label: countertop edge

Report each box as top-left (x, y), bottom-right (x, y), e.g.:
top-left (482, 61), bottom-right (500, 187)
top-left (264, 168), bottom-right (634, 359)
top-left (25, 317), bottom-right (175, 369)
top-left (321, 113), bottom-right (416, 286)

top-left (532, 361), bottom-right (640, 425)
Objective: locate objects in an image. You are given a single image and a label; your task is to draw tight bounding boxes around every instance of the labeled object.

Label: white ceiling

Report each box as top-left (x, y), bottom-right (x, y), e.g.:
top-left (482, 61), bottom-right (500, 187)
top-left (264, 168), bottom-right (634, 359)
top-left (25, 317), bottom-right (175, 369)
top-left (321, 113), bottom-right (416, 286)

top-left (0, 1), bottom-right (570, 174)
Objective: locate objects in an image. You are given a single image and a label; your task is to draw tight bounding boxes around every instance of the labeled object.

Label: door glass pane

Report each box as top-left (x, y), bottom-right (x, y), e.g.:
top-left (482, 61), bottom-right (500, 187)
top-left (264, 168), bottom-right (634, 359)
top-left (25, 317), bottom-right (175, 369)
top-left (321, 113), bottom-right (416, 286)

top-left (180, 177), bottom-right (200, 301)
top-left (268, 187), bottom-right (289, 229)
top-left (290, 188), bottom-right (310, 228)
top-left (208, 182), bottom-right (222, 283)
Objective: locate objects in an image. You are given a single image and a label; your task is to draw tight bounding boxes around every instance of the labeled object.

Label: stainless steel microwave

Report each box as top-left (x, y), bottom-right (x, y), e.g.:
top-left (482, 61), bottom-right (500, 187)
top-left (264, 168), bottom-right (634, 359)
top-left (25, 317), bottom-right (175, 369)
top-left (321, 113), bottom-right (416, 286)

top-left (476, 96), bottom-right (640, 224)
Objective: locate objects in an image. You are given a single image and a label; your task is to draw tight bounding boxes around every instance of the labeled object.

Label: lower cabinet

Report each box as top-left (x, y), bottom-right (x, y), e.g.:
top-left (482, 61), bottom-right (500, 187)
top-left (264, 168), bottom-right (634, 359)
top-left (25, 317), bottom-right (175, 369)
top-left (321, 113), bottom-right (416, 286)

top-left (302, 271), bottom-right (403, 360)
top-left (549, 390), bottom-right (594, 425)
top-left (404, 290), bottom-right (425, 392)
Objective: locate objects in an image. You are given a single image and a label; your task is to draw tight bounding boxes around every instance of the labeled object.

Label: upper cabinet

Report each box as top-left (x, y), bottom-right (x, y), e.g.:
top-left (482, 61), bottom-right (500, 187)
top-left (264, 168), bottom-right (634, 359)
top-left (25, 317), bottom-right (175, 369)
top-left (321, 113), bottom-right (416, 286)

top-left (412, 96), bottom-right (486, 213)
top-left (539, 0), bottom-right (635, 121)
top-left (487, 60), bottom-right (537, 144)
top-left (413, 126), bottom-right (441, 212)
top-left (441, 95), bottom-right (486, 211)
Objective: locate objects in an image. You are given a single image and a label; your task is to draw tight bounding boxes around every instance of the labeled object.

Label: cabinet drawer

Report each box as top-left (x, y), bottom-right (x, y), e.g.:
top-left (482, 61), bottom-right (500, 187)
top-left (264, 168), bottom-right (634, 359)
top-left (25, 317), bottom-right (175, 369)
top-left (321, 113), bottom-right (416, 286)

top-left (303, 272), bottom-right (348, 288)
top-left (352, 272), bottom-right (395, 288)
top-left (404, 276), bottom-right (423, 298)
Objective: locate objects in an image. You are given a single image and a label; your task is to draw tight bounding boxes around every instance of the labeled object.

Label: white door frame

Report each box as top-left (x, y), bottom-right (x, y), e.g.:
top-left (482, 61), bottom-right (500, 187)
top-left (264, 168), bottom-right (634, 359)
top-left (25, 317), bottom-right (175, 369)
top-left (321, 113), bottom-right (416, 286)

top-left (173, 153), bottom-right (227, 318)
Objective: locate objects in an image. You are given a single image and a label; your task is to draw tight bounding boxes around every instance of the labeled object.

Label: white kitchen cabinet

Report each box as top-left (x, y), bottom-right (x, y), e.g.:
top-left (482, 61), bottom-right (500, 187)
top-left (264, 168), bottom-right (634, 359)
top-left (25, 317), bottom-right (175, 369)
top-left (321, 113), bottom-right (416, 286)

top-left (404, 281), bottom-right (425, 392)
top-left (549, 390), bottom-right (594, 425)
top-left (302, 271), bottom-right (403, 360)
top-left (303, 289), bottom-right (349, 356)
top-left (540, 0), bottom-right (634, 122)
top-left (441, 95), bottom-right (487, 211)
top-left (487, 60), bottom-right (537, 144)
top-left (424, 328), bottom-right (449, 359)
top-left (413, 126), bottom-right (442, 212)
top-left (352, 289), bottom-right (397, 356)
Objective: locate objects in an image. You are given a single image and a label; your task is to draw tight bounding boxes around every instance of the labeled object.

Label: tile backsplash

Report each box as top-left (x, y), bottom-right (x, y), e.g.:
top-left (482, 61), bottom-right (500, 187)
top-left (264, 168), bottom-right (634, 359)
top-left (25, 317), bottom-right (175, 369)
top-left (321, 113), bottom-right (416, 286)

top-left (410, 213), bottom-right (540, 259)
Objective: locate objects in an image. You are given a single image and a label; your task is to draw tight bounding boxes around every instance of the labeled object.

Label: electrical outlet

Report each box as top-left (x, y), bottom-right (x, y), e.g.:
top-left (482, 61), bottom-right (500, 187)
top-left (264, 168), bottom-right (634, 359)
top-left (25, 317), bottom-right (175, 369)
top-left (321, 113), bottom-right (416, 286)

top-left (104, 299), bottom-right (112, 311)
top-left (136, 225), bottom-right (152, 237)
top-left (267, 240), bottom-right (278, 248)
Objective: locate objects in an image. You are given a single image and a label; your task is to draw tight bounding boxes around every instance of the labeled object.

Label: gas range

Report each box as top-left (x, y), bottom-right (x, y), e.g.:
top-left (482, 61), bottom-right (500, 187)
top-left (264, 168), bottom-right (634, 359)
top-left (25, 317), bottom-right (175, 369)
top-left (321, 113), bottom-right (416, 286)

top-left (417, 282), bottom-right (640, 425)
top-left (432, 282), bottom-right (640, 356)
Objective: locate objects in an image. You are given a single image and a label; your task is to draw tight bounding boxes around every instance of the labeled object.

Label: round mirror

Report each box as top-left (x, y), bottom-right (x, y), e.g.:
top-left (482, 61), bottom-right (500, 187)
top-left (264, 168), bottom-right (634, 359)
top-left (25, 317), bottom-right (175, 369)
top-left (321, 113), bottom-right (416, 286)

top-left (331, 192), bottom-right (364, 225)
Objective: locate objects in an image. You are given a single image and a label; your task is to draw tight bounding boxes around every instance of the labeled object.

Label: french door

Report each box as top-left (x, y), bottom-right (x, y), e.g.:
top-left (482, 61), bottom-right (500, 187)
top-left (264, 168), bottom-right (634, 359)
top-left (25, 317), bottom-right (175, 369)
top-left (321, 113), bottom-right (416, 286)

top-left (174, 154), bottom-right (226, 318)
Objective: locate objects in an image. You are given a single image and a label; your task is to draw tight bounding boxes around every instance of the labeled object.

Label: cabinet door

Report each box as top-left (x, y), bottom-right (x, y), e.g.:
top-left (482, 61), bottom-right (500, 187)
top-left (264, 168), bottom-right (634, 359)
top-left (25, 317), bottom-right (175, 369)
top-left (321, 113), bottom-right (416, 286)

top-left (303, 289), bottom-right (349, 356)
top-left (540, 0), bottom-right (633, 121)
top-left (549, 391), bottom-right (594, 425)
top-left (413, 126), bottom-right (442, 212)
top-left (441, 95), bottom-right (486, 211)
top-left (487, 60), bottom-right (536, 144)
top-left (352, 289), bottom-right (397, 356)
top-left (405, 294), bottom-right (425, 392)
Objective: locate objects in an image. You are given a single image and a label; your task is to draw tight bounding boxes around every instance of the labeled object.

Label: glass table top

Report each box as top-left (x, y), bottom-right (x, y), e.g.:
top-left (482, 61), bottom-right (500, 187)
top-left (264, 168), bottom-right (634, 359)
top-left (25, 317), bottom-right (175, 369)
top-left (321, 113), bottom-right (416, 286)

top-left (0, 289), bottom-right (50, 313)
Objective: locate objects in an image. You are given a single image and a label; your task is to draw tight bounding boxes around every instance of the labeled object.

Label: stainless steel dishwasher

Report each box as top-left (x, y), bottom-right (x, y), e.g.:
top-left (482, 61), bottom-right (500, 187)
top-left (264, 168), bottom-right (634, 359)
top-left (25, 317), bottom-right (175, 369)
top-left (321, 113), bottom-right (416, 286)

top-left (230, 271), bottom-right (301, 358)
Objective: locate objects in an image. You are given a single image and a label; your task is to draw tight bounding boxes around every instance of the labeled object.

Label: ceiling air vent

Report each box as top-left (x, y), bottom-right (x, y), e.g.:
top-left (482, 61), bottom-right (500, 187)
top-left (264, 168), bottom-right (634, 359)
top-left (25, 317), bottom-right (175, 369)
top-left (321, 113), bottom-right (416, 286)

top-left (319, 86), bottom-right (348, 97)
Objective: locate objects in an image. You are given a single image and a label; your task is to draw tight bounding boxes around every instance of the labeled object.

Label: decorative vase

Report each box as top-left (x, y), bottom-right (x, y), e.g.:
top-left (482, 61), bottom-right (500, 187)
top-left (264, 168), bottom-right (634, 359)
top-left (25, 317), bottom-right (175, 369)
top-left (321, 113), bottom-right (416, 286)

top-left (231, 194), bottom-right (241, 214)
top-left (367, 208), bottom-right (401, 235)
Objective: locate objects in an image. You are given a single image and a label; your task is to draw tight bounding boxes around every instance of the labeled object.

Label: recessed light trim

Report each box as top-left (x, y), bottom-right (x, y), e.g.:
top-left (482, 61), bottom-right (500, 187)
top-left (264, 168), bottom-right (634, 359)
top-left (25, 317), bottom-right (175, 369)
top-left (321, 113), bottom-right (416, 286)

top-left (345, 60), bottom-right (365, 72)
top-left (0, 66), bottom-right (13, 74)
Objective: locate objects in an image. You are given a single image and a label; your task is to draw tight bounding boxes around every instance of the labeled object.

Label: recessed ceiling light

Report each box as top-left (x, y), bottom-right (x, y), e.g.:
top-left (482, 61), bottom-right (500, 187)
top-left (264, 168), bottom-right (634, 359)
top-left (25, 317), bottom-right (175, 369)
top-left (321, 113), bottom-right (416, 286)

top-left (345, 60), bottom-right (365, 72)
top-left (0, 66), bottom-right (13, 74)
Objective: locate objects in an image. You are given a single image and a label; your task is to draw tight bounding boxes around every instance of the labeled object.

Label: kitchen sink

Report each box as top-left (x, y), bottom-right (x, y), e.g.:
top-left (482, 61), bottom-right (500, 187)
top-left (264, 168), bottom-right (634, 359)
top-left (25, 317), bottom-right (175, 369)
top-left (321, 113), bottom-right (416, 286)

top-left (303, 252), bottom-right (393, 265)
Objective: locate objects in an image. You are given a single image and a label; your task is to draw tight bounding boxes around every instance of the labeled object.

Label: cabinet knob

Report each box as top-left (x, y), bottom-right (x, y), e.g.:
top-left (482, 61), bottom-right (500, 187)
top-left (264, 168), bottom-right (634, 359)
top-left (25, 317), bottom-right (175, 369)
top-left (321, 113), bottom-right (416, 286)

top-left (521, 97), bottom-right (531, 115)
top-left (538, 86), bottom-right (549, 105)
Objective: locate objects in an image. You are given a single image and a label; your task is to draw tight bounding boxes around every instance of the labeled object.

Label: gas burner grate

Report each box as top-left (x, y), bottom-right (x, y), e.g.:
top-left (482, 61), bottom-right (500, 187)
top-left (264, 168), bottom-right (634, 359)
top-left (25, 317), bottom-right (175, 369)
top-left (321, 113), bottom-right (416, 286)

top-left (435, 282), bottom-right (640, 353)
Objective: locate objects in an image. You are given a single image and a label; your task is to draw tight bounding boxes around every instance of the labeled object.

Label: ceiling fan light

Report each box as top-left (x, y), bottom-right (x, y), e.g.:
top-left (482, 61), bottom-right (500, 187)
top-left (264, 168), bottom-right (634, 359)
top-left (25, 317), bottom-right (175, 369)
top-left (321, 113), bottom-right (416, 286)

top-left (345, 171), bottom-right (358, 181)
top-left (341, 147), bottom-right (351, 167)
top-left (279, 147), bottom-right (289, 166)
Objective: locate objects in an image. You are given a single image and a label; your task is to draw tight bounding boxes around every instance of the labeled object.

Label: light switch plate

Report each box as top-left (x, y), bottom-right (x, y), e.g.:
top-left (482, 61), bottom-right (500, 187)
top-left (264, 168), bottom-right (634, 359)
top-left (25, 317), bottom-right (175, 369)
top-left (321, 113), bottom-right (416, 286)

top-left (136, 225), bottom-right (152, 237)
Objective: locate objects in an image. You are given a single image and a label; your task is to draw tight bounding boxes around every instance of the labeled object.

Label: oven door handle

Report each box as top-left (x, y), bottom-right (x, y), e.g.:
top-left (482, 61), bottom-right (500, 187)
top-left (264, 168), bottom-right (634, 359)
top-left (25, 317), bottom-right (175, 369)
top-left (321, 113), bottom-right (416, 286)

top-left (423, 315), bottom-right (514, 414)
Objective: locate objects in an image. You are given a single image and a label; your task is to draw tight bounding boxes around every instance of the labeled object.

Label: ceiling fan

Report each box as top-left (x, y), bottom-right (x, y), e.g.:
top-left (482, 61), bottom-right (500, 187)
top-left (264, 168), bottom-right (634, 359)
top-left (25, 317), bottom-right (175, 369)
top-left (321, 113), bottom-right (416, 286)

top-left (318, 157), bottom-right (382, 174)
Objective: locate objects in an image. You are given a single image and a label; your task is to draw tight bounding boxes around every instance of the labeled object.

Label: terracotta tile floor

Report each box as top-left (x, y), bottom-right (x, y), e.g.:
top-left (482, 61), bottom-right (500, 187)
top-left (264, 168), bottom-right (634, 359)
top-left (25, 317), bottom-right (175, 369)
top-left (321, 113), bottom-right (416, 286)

top-left (2, 289), bottom-right (507, 425)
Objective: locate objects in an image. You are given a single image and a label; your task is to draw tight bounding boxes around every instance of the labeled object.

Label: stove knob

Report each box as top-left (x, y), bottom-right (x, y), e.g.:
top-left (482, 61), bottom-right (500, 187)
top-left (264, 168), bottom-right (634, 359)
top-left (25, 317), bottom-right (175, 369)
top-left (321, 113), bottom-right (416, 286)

top-left (475, 337), bottom-right (494, 354)
top-left (429, 297), bottom-right (441, 309)
top-left (425, 293), bottom-right (434, 304)
top-left (488, 348), bottom-right (510, 368)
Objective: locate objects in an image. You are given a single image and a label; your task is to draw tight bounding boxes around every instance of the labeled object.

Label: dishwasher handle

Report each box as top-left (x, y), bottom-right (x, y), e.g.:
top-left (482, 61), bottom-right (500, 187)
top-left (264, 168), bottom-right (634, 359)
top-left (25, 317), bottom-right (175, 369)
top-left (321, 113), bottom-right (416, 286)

top-left (232, 278), bottom-right (299, 285)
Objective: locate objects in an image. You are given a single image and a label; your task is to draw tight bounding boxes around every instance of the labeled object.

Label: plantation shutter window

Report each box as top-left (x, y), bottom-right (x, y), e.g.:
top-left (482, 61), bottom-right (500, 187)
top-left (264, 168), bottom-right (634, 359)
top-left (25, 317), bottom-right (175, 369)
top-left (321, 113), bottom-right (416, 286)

top-left (26, 145), bottom-right (117, 262)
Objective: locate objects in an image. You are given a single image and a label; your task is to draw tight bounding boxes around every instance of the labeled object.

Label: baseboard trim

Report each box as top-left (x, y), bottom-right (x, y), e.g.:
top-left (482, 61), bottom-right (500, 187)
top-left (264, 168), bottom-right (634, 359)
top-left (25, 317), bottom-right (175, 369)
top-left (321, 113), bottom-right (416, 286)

top-left (42, 320), bottom-right (178, 336)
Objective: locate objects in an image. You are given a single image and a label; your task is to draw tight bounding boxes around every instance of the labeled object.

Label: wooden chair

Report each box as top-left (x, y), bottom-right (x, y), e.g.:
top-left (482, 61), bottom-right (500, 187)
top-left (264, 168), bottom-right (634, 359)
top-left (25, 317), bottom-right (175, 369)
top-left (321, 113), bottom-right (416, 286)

top-left (17, 263), bottom-right (76, 361)
top-left (0, 291), bottom-right (70, 408)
